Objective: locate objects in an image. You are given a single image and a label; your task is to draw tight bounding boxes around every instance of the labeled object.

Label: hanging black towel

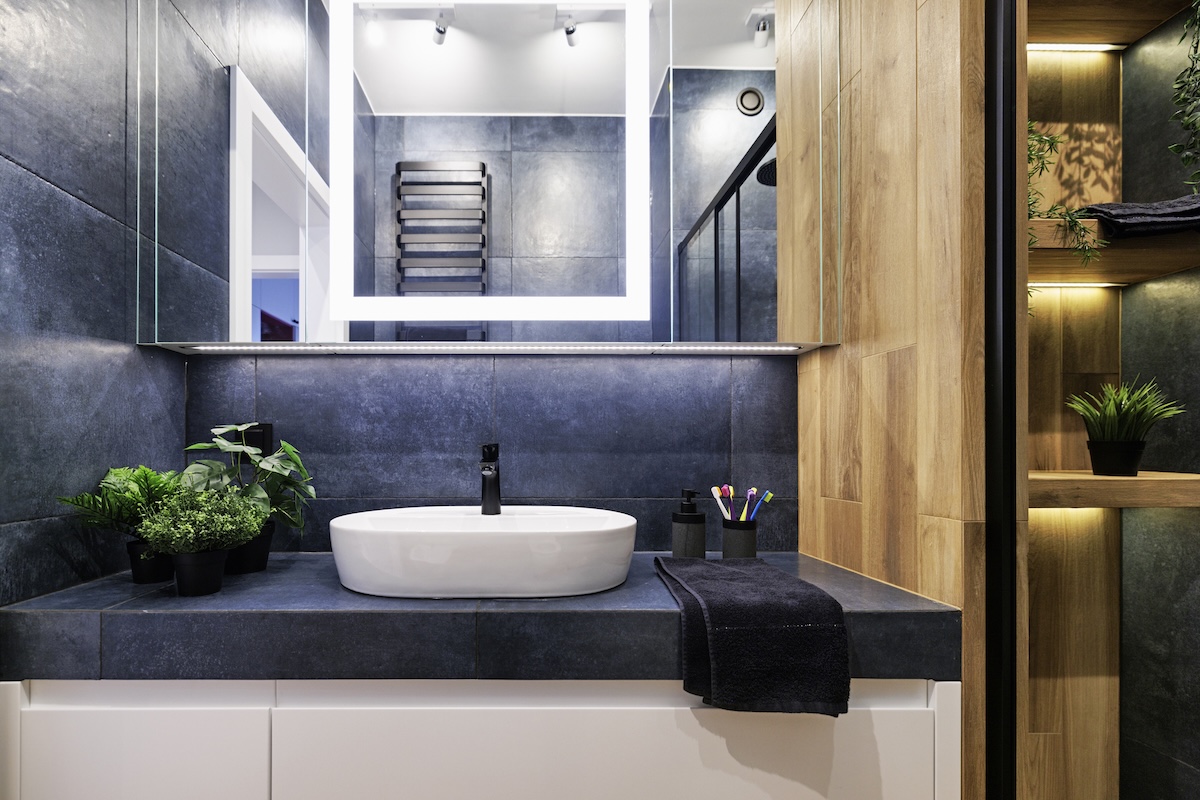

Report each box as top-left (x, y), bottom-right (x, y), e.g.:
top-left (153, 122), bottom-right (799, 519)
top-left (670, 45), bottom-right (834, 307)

top-left (654, 556), bottom-right (850, 715)
top-left (1084, 195), bottom-right (1200, 237)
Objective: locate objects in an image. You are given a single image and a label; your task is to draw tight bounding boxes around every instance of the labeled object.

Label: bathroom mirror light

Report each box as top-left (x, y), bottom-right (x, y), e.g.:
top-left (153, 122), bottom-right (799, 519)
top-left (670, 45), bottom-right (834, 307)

top-left (1025, 43), bottom-right (1126, 52)
top-left (165, 342), bottom-right (805, 355)
top-left (328, 0), bottom-right (651, 323)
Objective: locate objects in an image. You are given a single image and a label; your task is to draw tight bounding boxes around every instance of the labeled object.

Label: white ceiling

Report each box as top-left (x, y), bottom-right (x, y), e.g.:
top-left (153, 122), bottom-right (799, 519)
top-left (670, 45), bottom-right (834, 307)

top-left (352, 0), bottom-right (776, 116)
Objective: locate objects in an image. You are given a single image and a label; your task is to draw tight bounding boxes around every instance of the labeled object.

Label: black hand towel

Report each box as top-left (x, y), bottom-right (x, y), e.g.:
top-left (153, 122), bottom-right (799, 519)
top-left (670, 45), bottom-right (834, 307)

top-left (1084, 195), bottom-right (1200, 237)
top-left (654, 557), bottom-right (850, 715)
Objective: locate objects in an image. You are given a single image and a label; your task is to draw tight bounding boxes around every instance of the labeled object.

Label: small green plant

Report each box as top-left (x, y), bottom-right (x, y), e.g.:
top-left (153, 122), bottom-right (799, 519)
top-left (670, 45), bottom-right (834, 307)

top-left (139, 488), bottom-right (268, 555)
top-left (1065, 379), bottom-right (1186, 442)
top-left (58, 466), bottom-right (182, 538)
top-left (181, 423), bottom-right (315, 534)
top-left (1027, 121), bottom-right (1107, 264)
top-left (1170, 0), bottom-right (1200, 189)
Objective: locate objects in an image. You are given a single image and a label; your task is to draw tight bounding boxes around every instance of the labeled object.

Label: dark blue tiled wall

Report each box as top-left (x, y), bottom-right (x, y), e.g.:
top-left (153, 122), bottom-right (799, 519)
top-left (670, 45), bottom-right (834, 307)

top-left (672, 69), bottom-right (777, 342)
top-left (1123, 10), bottom-right (1195, 202)
top-left (1122, 269), bottom-right (1200, 797)
top-left (0, 0), bottom-right (187, 606)
top-left (185, 355), bottom-right (799, 553)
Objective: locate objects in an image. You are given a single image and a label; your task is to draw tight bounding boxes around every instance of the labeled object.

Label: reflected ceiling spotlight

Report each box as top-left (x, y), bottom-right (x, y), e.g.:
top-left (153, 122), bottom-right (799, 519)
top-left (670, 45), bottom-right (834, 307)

top-left (432, 14), bottom-right (448, 45)
top-left (564, 17), bottom-right (578, 47)
top-left (754, 19), bottom-right (770, 48)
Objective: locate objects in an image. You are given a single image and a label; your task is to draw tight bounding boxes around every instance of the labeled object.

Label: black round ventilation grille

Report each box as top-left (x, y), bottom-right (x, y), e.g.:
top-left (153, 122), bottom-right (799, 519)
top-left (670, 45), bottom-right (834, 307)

top-left (737, 87), bottom-right (765, 116)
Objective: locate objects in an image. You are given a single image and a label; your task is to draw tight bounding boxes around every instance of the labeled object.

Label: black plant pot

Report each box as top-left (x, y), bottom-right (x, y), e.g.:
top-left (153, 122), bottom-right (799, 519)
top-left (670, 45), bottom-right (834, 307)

top-left (126, 540), bottom-right (174, 584)
top-left (172, 550), bottom-right (229, 596)
top-left (1087, 440), bottom-right (1147, 477)
top-left (224, 521), bottom-right (275, 575)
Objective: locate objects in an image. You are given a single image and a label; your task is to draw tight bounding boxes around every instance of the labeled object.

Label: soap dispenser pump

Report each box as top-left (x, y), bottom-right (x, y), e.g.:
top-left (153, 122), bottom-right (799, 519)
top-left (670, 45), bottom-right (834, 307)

top-left (672, 489), bottom-right (707, 558)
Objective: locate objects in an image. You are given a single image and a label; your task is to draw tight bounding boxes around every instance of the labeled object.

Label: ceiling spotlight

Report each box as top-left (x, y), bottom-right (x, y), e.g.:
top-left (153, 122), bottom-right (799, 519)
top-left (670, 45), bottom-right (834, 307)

top-left (564, 17), bottom-right (578, 47)
top-left (753, 18), bottom-right (770, 48)
top-left (432, 15), bottom-right (448, 45)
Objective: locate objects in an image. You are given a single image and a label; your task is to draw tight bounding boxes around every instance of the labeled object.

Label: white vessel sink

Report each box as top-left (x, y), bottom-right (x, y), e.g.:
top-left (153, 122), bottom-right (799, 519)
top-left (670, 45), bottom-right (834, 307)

top-left (329, 506), bottom-right (637, 598)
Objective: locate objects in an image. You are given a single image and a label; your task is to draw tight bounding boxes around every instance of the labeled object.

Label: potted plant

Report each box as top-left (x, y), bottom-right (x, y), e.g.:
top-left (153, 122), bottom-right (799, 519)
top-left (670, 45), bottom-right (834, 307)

top-left (58, 466), bottom-right (182, 583)
top-left (139, 487), bottom-right (269, 595)
top-left (181, 423), bottom-right (315, 574)
top-left (1065, 379), bottom-right (1185, 476)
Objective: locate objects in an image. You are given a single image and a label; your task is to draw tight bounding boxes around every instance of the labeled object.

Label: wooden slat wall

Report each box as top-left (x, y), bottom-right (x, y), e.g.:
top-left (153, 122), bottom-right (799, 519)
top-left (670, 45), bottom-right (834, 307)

top-left (776, 0), bottom-right (987, 796)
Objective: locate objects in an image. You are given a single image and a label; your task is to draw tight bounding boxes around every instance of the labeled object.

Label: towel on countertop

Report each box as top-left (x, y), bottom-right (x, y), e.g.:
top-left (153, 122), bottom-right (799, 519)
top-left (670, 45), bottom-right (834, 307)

top-left (1084, 195), bottom-right (1200, 237)
top-left (654, 556), bottom-right (850, 715)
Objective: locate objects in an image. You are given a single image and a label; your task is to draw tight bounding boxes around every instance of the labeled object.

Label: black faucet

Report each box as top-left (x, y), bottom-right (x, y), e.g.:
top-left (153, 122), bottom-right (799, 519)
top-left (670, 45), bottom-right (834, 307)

top-left (480, 443), bottom-right (501, 515)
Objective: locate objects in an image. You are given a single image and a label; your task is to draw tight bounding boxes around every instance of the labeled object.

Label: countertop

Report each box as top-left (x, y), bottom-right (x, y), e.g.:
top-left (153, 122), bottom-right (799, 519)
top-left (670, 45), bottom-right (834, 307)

top-left (0, 552), bottom-right (961, 682)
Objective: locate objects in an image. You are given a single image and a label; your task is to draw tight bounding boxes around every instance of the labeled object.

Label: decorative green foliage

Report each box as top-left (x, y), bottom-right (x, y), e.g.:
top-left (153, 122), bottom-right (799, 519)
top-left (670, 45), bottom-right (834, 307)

top-left (139, 488), bottom-right (269, 555)
top-left (1065, 379), bottom-right (1186, 442)
top-left (58, 466), bottom-right (182, 539)
top-left (1170, 0), bottom-right (1200, 188)
top-left (182, 423), bottom-right (315, 534)
top-left (1027, 121), bottom-right (1107, 264)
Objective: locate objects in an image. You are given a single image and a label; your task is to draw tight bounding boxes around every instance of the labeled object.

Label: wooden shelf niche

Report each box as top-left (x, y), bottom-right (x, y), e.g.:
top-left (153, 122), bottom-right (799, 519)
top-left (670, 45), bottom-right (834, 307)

top-left (1030, 469), bottom-right (1200, 507)
top-left (1029, 218), bottom-right (1200, 285)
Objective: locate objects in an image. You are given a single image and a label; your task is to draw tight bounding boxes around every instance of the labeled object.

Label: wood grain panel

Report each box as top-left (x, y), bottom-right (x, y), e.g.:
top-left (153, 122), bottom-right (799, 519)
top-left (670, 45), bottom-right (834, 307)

top-left (1027, 0), bottom-right (1189, 44)
top-left (1030, 471), bottom-right (1200, 508)
top-left (861, 347), bottom-right (918, 587)
top-left (1027, 509), bottom-right (1066, 734)
top-left (1061, 287), bottom-right (1120, 374)
top-left (777, 0), bottom-right (822, 344)
top-left (1029, 227), bottom-right (1200, 284)
top-left (821, 98), bottom-right (840, 343)
top-left (819, 345), bottom-right (861, 501)
top-left (839, 0), bottom-right (860, 87)
top-left (823, 498), bottom-right (863, 573)
top-left (797, 357), bottom-right (823, 557)
top-left (1028, 287), bottom-right (1064, 470)
top-left (963, 518), bottom-right (989, 800)
top-left (859, 0), bottom-right (917, 356)
top-left (1021, 733), bottom-right (1066, 800)
top-left (917, 515), bottom-right (964, 608)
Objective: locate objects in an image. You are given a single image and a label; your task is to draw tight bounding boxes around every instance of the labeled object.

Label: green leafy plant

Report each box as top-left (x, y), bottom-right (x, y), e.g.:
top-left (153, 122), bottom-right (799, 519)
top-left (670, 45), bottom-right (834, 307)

top-left (1171, 0), bottom-right (1200, 188)
top-left (181, 423), bottom-right (315, 534)
top-left (58, 466), bottom-right (182, 539)
top-left (1027, 121), bottom-right (1107, 264)
top-left (139, 488), bottom-right (268, 555)
top-left (1065, 379), bottom-right (1186, 442)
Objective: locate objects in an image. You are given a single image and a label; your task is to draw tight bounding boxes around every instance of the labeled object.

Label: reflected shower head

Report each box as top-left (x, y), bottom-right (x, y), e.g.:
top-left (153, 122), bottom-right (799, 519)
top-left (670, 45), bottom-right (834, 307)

top-left (564, 18), bottom-right (578, 46)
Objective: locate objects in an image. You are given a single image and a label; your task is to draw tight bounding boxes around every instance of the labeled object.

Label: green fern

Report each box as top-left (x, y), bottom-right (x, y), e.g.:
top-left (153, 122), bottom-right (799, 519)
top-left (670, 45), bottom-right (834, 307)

top-left (1065, 379), bottom-right (1186, 442)
top-left (1170, 0), bottom-right (1200, 189)
top-left (59, 466), bottom-right (181, 537)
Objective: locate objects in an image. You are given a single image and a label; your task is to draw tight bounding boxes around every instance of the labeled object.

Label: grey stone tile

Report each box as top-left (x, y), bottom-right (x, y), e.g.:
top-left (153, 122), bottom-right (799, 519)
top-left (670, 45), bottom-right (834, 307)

top-left (0, 0), bottom-right (128, 221)
top-left (153, 246), bottom-right (230, 342)
top-left (185, 357), bottom-right (257, 445)
top-left (403, 116), bottom-right (511, 153)
top-left (736, 229), bottom-right (779, 342)
top-left (6, 572), bottom-right (168, 611)
top-left (154, 2), bottom-right (230, 279)
top-left (354, 234), bottom-right (375, 296)
top-left (239, 0), bottom-right (308, 150)
top-left (511, 116), bottom-right (623, 152)
top-left (0, 336), bottom-right (185, 524)
top-left (354, 79), bottom-right (377, 252)
top-left (494, 356), bottom-right (730, 498)
top-left (1121, 737), bottom-right (1200, 800)
top-left (307, 10), bottom-right (331, 186)
top-left (510, 257), bottom-right (620, 296)
top-left (512, 151), bottom-right (623, 258)
top-left (0, 519), bottom-right (127, 607)
top-left (254, 356), bottom-right (495, 498)
top-left (0, 610), bottom-right (101, 680)
top-left (1122, 508), bottom-right (1200, 767)
top-left (671, 68), bottom-right (776, 113)
top-left (0, 157), bottom-right (131, 342)
top-left (169, 0), bottom-right (239, 66)
top-left (731, 357), bottom-right (797, 487)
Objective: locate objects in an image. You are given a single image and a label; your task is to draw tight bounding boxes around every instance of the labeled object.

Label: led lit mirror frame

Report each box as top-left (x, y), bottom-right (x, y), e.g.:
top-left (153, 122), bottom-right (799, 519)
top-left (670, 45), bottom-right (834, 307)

top-left (327, 0), bottom-right (651, 324)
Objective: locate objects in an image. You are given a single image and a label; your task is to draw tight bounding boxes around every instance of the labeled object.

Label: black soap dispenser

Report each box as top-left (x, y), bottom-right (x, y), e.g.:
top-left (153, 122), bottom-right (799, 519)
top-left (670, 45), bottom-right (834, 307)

top-left (672, 489), bottom-right (707, 558)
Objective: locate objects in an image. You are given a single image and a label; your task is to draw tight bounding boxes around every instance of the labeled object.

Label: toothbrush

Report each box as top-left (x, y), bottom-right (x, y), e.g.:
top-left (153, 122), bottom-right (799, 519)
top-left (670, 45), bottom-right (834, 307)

top-left (723, 485), bottom-right (735, 520)
top-left (740, 487), bottom-right (757, 521)
top-left (710, 486), bottom-right (731, 520)
top-left (749, 490), bottom-right (773, 520)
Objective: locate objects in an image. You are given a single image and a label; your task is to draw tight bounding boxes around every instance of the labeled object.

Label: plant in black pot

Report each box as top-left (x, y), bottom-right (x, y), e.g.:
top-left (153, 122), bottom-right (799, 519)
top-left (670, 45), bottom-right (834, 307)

top-left (1065, 379), bottom-right (1185, 476)
top-left (139, 488), bottom-right (269, 596)
top-left (58, 466), bottom-right (182, 583)
top-left (181, 423), bottom-right (315, 574)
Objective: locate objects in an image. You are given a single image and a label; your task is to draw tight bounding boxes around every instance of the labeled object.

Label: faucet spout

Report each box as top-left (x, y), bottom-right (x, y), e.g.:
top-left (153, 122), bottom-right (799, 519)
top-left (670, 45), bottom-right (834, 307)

top-left (480, 443), bottom-right (501, 515)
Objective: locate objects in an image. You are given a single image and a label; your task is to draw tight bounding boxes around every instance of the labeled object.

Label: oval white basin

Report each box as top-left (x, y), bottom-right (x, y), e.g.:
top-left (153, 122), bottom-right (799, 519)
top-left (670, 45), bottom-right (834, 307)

top-left (329, 506), bottom-right (637, 598)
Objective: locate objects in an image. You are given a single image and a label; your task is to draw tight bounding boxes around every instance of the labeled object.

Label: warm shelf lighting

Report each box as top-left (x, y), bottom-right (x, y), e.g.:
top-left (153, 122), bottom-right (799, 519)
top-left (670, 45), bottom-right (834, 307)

top-left (1028, 282), bottom-right (1126, 289)
top-left (1026, 43), bottom-right (1126, 52)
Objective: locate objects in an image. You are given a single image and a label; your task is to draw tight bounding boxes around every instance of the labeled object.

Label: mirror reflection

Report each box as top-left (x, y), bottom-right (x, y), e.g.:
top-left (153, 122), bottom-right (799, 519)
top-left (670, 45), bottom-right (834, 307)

top-left (137, 0), bottom-right (834, 346)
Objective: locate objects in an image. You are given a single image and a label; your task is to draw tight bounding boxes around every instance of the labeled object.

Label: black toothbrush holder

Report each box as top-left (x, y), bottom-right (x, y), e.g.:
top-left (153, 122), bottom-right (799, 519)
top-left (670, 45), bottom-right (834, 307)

top-left (721, 518), bottom-right (757, 558)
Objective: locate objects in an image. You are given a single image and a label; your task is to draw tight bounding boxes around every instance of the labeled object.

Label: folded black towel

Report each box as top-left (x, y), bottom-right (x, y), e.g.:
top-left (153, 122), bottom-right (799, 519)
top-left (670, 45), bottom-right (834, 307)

top-left (1085, 195), bottom-right (1200, 237)
top-left (654, 556), bottom-right (850, 715)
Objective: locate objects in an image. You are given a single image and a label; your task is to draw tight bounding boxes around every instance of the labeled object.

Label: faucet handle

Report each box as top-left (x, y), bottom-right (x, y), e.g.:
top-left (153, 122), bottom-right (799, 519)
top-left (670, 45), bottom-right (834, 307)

top-left (481, 443), bottom-right (499, 462)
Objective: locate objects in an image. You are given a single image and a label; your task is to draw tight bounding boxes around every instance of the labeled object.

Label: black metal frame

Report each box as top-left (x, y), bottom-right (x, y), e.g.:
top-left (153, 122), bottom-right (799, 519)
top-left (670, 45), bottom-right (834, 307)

top-left (985, 0), bottom-right (1018, 797)
top-left (676, 116), bottom-right (776, 342)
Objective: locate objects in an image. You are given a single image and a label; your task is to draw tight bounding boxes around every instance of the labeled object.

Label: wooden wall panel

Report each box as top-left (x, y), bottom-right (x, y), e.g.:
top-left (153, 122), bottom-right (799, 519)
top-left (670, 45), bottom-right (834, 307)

top-left (918, 516), bottom-right (965, 608)
top-left (1028, 289), bottom-right (1065, 470)
top-left (823, 498), bottom-right (863, 574)
top-left (797, 356), bottom-right (823, 557)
